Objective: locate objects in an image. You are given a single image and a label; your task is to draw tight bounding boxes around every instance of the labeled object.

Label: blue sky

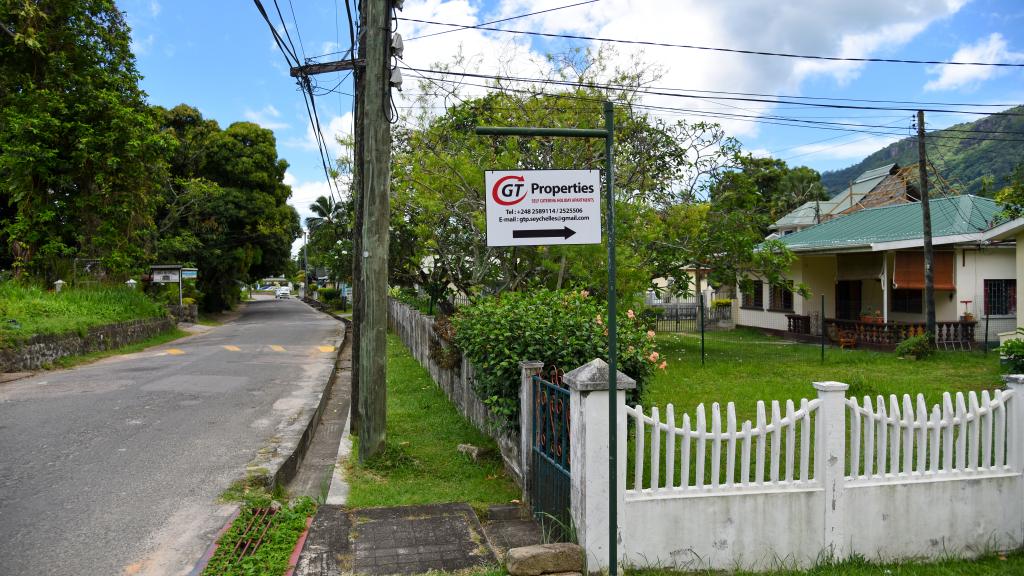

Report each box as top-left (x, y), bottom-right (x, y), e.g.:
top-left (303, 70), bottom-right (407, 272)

top-left (121, 0), bottom-right (1023, 231)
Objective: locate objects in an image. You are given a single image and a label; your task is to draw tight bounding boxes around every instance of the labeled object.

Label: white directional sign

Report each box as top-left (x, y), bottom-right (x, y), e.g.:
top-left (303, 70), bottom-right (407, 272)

top-left (485, 170), bottom-right (602, 247)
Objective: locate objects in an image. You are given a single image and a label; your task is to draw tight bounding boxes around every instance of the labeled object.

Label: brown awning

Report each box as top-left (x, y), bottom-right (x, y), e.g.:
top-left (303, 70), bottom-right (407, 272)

top-left (837, 253), bottom-right (884, 281)
top-left (893, 251), bottom-right (955, 290)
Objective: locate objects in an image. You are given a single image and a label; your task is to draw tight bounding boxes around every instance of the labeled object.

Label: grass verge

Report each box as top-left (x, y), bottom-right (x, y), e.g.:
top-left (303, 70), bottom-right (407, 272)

top-left (345, 333), bottom-right (520, 510)
top-left (0, 282), bottom-right (166, 346)
top-left (50, 328), bottom-right (188, 369)
top-left (629, 550), bottom-right (1024, 575)
top-left (646, 329), bottom-right (1004, 420)
top-left (202, 486), bottom-right (316, 576)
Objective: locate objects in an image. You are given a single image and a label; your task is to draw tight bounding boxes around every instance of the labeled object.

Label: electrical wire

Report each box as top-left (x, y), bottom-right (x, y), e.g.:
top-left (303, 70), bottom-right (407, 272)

top-left (396, 17), bottom-right (1024, 68)
top-left (400, 67), bottom-right (1024, 117)
top-left (400, 71), bottom-right (1024, 143)
top-left (405, 0), bottom-right (600, 41)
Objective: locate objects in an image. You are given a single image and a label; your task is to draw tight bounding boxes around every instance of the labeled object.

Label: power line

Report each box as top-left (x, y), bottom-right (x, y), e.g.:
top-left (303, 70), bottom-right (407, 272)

top-left (272, 0), bottom-right (303, 64)
top-left (253, 0), bottom-right (300, 66)
top-left (400, 71), bottom-right (1024, 143)
top-left (400, 67), bottom-right (1024, 116)
top-left (396, 17), bottom-right (1024, 68)
top-left (405, 0), bottom-right (599, 41)
top-left (286, 0), bottom-right (308, 62)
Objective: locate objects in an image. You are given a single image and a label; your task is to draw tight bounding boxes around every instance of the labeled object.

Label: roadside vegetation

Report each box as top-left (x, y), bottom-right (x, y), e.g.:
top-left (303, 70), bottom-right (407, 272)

top-left (345, 334), bottom-right (520, 510)
top-left (203, 485), bottom-right (315, 576)
top-left (0, 283), bottom-right (167, 347)
top-left (645, 329), bottom-right (1004, 419)
top-left (630, 550), bottom-right (1024, 576)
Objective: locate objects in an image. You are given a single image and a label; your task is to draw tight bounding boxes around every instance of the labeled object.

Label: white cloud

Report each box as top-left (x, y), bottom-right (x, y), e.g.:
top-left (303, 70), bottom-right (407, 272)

top-left (395, 0), bottom-right (969, 137)
top-left (131, 33), bottom-right (155, 56)
top-left (285, 112), bottom-right (354, 165)
top-left (244, 104), bottom-right (290, 130)
top-left (925, 33), bottom-right (1024, 91)
top-left (149, 0), bottom-right (161, 17)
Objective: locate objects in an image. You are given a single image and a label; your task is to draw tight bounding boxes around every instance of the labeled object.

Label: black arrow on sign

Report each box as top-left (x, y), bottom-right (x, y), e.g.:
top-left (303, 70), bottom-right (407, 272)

top-left (512, 227), bottom-right (577, 240)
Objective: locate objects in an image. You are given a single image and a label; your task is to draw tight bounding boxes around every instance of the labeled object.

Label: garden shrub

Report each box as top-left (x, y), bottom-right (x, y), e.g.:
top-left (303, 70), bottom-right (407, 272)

top-left (711, 298), bottom-right (733, 308)
top-left (895, 333), bottom-right (934, 359)
top-left (453, 289), bottom-right (662, 426)
top-left (319, 288), bottom-right (341, 304)
top-left (997, 329), bottom-right (1024, 373)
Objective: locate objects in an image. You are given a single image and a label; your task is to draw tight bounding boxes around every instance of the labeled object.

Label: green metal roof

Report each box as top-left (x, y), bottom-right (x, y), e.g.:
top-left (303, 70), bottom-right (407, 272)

top-left (777, 195), bottom-right (1003, 252)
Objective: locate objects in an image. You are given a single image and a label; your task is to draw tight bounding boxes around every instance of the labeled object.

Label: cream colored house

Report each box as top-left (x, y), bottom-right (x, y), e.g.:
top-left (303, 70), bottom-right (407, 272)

top-left (739, 196), bottom-right (1017, 346)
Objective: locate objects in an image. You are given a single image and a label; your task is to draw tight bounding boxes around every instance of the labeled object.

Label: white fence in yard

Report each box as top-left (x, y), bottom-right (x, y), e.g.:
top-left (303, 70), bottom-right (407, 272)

top-left (534, 361), bottom-right (1024, 572)
top-left (628, 399), bottom-right (821, 492)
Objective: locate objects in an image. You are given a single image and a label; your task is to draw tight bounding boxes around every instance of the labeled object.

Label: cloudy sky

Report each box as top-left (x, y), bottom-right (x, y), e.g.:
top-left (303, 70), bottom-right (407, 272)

top-left (121, 0), bottom-right (1023, 237)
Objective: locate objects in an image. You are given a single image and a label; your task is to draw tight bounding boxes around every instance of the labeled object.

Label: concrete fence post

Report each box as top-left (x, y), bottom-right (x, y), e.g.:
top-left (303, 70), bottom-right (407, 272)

top-left (1004, 375), bottom-right (1024, 472)
top-left (1002, 374), bottom-right (1024, 541)
top-left (519, 360), bottom-right (544, 506)
top-left (814, 380), bottom-right (849, 560)
top-left (565, 358), bottom-right (636, 572)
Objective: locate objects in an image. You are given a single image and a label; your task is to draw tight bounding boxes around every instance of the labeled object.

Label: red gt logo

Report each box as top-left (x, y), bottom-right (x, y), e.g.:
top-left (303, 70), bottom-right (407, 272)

top-left (492, 175), bottom-right (527, 206)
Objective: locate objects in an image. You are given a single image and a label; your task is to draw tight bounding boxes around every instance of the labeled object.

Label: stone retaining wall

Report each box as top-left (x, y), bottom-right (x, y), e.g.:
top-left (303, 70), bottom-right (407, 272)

top-left (1, 317), bottom-right (175, 372)
top-left (388, 298), bottom-right (523, 486)
top-left (167, 303), bottom-right (198, 323)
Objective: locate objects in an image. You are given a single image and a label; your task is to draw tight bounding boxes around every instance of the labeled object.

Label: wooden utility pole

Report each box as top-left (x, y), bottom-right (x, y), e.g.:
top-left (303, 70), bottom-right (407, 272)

top-left (349, 1), bottom-right (366, 436)
top-left (288, 0), bottom-right (391, 451)
top-left (917, 110), bottom-right (937, 340)
top-left (357, 0), bottom-right (391, 461)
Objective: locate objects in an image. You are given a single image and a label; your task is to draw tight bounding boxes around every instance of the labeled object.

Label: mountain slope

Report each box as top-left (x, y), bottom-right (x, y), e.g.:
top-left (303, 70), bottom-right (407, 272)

top-left (820, 105), bottom-right (1024, 197)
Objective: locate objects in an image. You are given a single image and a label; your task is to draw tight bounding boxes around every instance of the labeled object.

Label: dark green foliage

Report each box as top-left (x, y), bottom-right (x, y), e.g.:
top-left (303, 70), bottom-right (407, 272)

top-left (821, 106), bottom-right (1024, 197)
top-left (997, 329), bottom-right (1024, 373)
top-left (152, 106), bottom-right (301, 312)
top-left (894, 333), bottom-right (934, 359)
top-left (0, 0), bottom-right (169, 278)
top-left (453, 289), bottom-right (661, 424)
top-left (318, 288), bottom-right (341, 303)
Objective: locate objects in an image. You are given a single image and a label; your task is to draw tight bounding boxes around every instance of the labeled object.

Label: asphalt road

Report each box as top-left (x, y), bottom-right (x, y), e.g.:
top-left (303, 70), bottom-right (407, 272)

top-left (0, 296), bottom-right (342, 576)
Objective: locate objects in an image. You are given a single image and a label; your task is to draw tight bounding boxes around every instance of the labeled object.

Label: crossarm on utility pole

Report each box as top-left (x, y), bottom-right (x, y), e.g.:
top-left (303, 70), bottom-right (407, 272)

top-left (290, 59), bottom-right (366, 77)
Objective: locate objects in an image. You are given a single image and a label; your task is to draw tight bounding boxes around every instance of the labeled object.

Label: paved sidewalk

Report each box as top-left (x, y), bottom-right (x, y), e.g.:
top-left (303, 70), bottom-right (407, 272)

top-left (296, 503), bottom-right (543, 575)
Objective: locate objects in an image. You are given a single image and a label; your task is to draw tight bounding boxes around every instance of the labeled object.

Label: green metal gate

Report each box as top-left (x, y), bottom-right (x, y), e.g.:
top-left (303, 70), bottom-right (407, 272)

top-left (531, 373), bottom-right (571, 539)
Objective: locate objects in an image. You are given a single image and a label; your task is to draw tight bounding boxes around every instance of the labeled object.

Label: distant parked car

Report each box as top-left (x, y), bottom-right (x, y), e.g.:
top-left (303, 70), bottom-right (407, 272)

top-left (275, 287), bottom-right (291, 299)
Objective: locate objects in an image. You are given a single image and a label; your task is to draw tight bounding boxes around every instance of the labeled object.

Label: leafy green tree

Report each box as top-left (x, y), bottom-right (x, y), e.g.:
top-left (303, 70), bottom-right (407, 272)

top-left (0, 0), bottom-right (168, 278)
top-left (152, 106), bottom-right (300, 311)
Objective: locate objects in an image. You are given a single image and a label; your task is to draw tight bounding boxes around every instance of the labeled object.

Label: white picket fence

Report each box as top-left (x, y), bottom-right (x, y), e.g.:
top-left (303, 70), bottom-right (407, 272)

top-left (628, 399), bottom-right (821, 492)
top-left (847, 391), bottom-right (1012, 481)
top-left (552, 365), bottom-right (1024, 572)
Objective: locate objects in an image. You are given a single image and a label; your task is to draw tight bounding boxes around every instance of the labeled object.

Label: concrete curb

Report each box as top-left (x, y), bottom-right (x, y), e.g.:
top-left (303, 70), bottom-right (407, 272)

top-left (246, 299), bottom-right (349, 490)
top-left (264, 301), bottom-right (352, 487)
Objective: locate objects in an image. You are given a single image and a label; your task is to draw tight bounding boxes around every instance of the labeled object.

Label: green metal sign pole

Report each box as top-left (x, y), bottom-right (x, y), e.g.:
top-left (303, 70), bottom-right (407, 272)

top-left (476, 100), bottom-right (619, 575)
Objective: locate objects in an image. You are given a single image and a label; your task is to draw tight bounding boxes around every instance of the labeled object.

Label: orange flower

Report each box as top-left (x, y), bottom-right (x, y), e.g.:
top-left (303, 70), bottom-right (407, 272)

top-left (646, 330), bottom-right (656, 340)
top-left (648, 351), bottom-right (660, 362)
top-left (659, 361), bottom-right (667, 371)
top-left (580, 290), bottom-right (590, 298)
top-left (627, 309), bottom-right (636, 319)
top-left (595, 315), bottom-right (603, 325)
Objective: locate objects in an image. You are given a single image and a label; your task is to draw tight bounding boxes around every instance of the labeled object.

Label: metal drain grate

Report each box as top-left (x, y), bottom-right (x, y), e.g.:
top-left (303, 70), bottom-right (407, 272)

top-left (232, 507), bottom-right (278, 559)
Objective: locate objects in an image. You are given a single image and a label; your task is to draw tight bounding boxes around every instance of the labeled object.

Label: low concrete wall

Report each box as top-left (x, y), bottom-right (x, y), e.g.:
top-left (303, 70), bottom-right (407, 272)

top-left (1, 317), bottom-right (175, 372)
top-left (388, 299), bottom-right (523, 486)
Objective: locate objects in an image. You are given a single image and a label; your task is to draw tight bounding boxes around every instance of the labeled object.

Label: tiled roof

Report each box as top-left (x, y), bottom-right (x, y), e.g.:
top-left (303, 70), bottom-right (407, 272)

top-left (777, 195), bottom-right (1002, 252)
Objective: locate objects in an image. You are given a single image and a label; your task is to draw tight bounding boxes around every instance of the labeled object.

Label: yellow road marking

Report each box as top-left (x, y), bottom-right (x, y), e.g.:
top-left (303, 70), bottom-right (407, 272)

top-left (270, 345), bottom-right (285, 352)
top-left (318, 345), bottom-right (335, 353)
top-left (167, 348), bottom-right (185, 356)
top-left (223, 345), bottom-right (241, 352)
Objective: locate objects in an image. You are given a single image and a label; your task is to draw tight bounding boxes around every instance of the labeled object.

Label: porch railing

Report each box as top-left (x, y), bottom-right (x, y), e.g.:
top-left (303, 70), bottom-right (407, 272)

top-left (825, 319), bottom-right (976, 348)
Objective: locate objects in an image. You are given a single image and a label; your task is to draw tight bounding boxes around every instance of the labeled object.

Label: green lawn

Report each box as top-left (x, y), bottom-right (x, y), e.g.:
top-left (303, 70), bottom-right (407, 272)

top-left (0, 282), bottom-right (167, 346)
top-left (644, 329), bottom-right (1004, 420)
top-left (630, 551), bottom-right (1024, 576)
top-left (345, 333), bottom-right (520, 510)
